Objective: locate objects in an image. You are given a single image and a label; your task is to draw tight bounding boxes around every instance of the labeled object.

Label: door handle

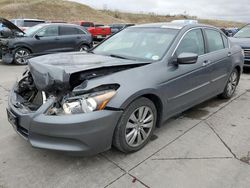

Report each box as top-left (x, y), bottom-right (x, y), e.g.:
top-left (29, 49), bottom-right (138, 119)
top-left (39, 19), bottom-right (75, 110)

top-left (202, 60), bottom-right (211, 67)
top-left (228, 52), bottom-right (232, 57)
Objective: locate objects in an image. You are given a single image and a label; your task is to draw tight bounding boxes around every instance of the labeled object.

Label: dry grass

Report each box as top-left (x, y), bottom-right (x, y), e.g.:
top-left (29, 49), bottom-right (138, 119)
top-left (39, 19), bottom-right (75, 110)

top-left (102, 10), bottom-right (245, 28)
top-left (0, 0), bottom-right (245, 27)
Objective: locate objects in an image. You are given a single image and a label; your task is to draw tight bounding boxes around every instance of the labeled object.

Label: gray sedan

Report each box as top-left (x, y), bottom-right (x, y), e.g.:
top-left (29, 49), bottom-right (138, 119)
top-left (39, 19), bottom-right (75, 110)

top-left (7, 23), bottom-right (243, 155)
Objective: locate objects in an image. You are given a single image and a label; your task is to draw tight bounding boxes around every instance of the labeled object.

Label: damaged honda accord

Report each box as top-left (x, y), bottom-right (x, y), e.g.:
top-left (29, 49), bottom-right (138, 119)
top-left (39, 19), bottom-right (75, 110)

top-left (7, 22), bottom-right (244, 155)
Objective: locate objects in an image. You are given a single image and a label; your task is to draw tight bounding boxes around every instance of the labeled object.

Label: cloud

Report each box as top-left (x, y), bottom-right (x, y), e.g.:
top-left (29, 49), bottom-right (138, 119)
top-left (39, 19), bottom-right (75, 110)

top-left (72, 0), bottom-right (250, 22)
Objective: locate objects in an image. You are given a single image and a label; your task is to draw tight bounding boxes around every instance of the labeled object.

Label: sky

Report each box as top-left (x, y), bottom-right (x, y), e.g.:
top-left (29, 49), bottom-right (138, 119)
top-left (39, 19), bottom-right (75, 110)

top-left (72, 0), bottom-right (250, 22)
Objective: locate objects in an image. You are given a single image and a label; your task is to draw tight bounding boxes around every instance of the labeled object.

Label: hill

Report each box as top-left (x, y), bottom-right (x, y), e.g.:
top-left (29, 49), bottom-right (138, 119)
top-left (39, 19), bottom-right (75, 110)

top-left (0, 0), bottom-right (245, 28)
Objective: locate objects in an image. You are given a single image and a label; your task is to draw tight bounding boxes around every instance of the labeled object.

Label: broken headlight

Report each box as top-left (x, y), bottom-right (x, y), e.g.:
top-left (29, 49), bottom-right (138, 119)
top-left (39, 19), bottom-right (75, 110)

top-left (60, 90), bottom-right (116, 115)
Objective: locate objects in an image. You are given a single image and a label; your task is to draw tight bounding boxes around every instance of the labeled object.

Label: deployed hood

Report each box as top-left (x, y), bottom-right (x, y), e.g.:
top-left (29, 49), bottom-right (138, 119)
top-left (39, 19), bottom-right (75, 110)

top-left (0, 18), bottom-right (25, 34)
top-left (28, 52), bottom-right (149, 92)
top-left (229, 37), bottom-right (250, 49)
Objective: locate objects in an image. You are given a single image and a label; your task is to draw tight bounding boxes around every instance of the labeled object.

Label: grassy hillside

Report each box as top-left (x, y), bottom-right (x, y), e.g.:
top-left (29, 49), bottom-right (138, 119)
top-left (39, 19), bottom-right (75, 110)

top-left (0, 0), bottom-right (245, 28)
top-left (102, 10), bottom-right (245, 28)
top-left (0, 0), bottom-right (122, 23)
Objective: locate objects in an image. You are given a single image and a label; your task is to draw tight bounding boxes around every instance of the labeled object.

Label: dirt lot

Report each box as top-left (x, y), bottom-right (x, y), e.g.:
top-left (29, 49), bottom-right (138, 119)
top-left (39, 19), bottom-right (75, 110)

top-left (0, 61), bottom-right (250, 188)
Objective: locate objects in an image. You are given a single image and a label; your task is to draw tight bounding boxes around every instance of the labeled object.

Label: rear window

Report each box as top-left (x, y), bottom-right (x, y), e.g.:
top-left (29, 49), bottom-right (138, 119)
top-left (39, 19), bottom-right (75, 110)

top-left (205, 29), bottom-right (224, 52)
top-left (23, 20), bottom-right (45, 27)
top-left (59, 26), bottom-right (85, 35)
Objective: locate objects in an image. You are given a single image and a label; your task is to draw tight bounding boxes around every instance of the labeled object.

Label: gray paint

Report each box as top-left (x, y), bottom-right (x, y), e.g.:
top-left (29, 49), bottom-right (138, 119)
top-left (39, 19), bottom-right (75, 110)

top-left (8, 23), bottom-right (244, 155)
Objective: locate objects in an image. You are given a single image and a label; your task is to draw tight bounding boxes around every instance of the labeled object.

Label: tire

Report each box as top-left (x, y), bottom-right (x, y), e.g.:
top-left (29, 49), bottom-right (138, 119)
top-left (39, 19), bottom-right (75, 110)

top-left (14, 47), bottom-right (31, 65)
top-left (219, 68), bottom-right (239, 99)
top-left (79, 44), bottom-right (89, 52)
top-left (113, 97), bottom-right (157, 153)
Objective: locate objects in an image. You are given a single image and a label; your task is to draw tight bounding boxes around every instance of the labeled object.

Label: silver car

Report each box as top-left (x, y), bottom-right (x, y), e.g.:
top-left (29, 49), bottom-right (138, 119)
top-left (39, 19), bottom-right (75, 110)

top-left (7, 22), bottom-right (243, 155)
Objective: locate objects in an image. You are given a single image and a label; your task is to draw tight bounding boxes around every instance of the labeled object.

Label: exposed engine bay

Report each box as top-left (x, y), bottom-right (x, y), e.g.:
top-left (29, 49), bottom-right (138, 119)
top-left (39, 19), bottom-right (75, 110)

top-left (13, 50), bottom-right (150, 115)
top-left (14, 66), bottom-right (130, 115)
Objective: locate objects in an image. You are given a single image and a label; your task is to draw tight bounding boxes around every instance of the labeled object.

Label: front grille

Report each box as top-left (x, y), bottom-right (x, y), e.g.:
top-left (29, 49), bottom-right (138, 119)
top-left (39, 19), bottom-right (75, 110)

top-left (244, 49), bottom-right (250, 57)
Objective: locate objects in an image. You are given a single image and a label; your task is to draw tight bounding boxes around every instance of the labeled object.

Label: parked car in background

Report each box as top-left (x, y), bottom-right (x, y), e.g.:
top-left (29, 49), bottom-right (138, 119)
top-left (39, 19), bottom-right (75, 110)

top-left (222, 28), bottom-right (239, 37)
top-left (109, 23), bottom-right (135, 34)
top-left (0, 22), bottom-right (92, 64)
top-left (230, 24), bottom-right (250, 67)
top-left (73, 21), bottom-right (111, 41)
top-left (46, 20), bottom-right (67, 23)
top-left (171, 19), bottom-right (198, 24)
top-left (11, 19), bottom-right (46, 31)
top-left (7, 22), bottom-right (243, 155)
top-left (95, 24), bottom-right (105, 27)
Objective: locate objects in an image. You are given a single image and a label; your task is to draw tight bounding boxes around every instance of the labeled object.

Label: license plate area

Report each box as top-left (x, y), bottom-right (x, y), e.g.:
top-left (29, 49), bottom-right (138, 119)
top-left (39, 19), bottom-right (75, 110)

top-left (6, 108), bottom-right (29, 139)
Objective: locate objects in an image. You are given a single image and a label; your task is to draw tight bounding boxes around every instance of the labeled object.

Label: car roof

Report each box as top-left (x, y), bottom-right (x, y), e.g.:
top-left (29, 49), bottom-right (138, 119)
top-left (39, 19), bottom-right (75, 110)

top-left (11, 18), bottom-right (45, 22)
top-left (35, 23), bottom-right (82, 27)
top-left (133, 22), bottom-right (217, 30)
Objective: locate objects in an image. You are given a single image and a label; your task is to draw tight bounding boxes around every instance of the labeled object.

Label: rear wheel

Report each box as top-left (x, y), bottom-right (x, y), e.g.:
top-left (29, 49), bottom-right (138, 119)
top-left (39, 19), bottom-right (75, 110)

top-left (113, 97), bottom-right (157, 153)
top-left (219, 68), bottom-right (239, 99)
top-left (79, 44), bottom-right (89, 52)
top-left (14, 48), bottom-right (30, 65)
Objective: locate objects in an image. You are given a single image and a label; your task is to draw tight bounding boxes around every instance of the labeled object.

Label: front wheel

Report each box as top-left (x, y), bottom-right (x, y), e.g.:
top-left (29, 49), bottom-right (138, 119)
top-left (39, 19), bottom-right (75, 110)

top-left (14, 48), bottom-right (30, 65)
top-left (113, 97), bottom-right (157, 153)
top-left (219, 68), bottom-right (239, 99)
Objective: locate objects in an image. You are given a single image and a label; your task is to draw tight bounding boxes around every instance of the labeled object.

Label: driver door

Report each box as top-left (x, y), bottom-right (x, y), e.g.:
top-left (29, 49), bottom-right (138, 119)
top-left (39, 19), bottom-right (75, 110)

top-left (31, 25), bottom-right (59, 53)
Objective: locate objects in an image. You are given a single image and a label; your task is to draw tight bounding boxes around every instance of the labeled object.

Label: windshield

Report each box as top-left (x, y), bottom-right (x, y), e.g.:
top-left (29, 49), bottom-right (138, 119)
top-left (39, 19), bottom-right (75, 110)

top-left (24, 25), bottom-right (44, 36)
top-left (93, 27), bottom-right (179, 61)
top-left (234, 25), bottom-right (250, 38)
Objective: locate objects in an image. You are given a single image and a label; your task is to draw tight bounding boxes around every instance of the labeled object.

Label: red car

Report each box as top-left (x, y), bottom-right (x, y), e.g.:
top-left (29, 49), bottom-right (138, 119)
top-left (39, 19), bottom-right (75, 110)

top-left (72, 21), bottom-right (111, 41)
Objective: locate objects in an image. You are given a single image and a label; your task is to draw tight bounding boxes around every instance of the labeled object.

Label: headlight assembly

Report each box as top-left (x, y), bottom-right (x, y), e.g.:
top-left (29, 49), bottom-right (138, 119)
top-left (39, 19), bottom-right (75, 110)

top-left (62, 89), bottom-right (116, 115)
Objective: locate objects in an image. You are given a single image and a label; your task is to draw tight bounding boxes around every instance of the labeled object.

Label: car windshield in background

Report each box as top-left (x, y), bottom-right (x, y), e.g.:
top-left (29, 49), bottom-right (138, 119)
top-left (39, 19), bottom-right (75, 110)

top-left (93, 27), bottom-right (179, 61)
top-left (23, 21), bottom-right (44, 27)
top-left (234, 25), bottom-right (250, 38)
top-left (24, 25), bottom-right (44, 36)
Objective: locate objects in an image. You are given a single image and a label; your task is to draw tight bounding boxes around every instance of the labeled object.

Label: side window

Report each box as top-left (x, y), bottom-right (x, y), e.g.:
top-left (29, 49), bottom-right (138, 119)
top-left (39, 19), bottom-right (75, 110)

top-left (60, 26), bottom-right (79, 35)
top-left (176, 29), bottom-right (205, 56)
top-left (205, 29), bottom-right (224, 52)
top-left (76, 28), bottom-right (86, 35)
top-left (221, 34), bottom-right (229, 48)
top-left (37, 26), bottom-right (58, 37)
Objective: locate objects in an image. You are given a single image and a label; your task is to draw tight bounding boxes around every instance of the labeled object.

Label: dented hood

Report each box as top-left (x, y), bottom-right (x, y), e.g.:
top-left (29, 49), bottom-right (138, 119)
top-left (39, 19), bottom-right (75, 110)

top-left (28, 52), bottom-right (148, 92)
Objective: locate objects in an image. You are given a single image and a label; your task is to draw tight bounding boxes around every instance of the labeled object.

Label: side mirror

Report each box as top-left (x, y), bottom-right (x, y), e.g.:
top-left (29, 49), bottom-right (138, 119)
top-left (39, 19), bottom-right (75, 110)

top-left (177, 53), bottom-right (198, 64)
top-left (34, 35), bottom-right (41, 39)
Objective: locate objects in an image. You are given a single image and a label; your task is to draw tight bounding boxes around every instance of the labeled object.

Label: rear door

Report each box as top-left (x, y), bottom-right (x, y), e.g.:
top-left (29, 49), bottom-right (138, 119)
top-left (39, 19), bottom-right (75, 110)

top-left (32, 25), bottom-right (59, 53)
top-left (203, 29), bottom-right (231, 93)
top-left (165, 28), bottom-right (213, 116)
top-left (58, 26), bottom-right (87, 51)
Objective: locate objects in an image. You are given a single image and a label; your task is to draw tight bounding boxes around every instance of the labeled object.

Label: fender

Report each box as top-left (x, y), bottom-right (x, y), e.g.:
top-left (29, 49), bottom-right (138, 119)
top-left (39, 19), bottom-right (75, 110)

top-left (13, 43), bottom-right (33, 52)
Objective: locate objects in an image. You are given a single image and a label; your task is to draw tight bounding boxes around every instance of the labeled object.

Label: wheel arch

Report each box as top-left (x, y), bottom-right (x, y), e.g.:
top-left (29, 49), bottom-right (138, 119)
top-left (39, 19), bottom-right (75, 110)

top-left (78, 42), bottom-right (91, 49)
top-left (234, 65), bottom-right (241, 84)
top-left (119, 91), bottom-right (164, 128)
top-left (14, 45), bottom-right (33, 53)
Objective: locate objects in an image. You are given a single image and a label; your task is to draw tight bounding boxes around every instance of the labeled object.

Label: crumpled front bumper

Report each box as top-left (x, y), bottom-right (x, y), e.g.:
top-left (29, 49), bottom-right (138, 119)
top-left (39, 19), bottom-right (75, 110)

top-left (7, 87), bottom-right (123, 156)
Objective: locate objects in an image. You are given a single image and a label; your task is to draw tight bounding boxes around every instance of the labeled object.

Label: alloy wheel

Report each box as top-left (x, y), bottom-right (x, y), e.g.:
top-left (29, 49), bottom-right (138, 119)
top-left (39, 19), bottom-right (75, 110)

top-left (226, 71), bottom-right (238, 96)
top-left (79, 45), bottom-right (89, 52)
top-left (125, 106), bottom-right (154, 147)
top-left (15, 49), bottom-right (30, 65)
